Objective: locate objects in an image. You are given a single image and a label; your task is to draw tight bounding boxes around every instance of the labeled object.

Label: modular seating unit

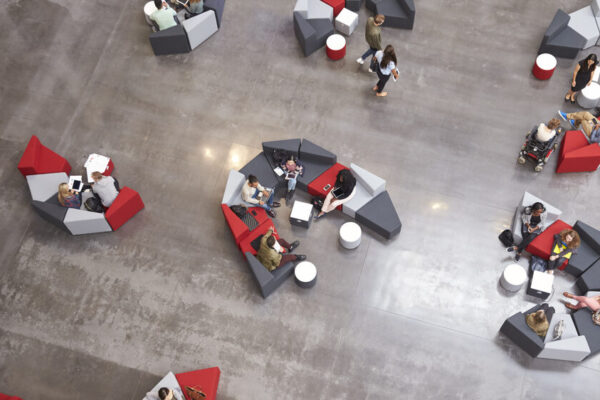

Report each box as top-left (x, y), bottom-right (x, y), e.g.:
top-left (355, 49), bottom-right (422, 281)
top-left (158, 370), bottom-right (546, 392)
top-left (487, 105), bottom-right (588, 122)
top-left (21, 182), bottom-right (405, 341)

top-left (573, 308), bottom-right (600, 356)
top-left (556, 130), bottom-right (600, 173)
top-left (143, 367), bottom-right (221, 400)
top-left (18, 135), bottom-right (71, 177)
top-left (566, 220), bottom-right (600, 277)
top-left (149, 24), bottom-right (191, 56)
top-left (366, 0), bottom-right (415, 29)
top-left (293, 0), bottom-right (335, 56)
top-left (538, 10), bottom-right (586, 59)
top-left (345, 0), bottom-right (364, 12)
top-left (500, 304), bottom-right (552, 358)
top-left (576, 258), bottom-right (600, 292)
top-left (526, 220), bottom-right (573, 269)
top-left (204, 0), bottom-right (225, 28)
top-left (182, 10), bottom-right (219, 50)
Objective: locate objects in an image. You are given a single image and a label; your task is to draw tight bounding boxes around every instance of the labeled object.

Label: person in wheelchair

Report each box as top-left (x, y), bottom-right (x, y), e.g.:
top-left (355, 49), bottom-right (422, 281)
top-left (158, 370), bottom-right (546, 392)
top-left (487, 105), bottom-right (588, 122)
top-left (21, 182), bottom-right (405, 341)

top-left (534, 118), bottom-right (561, 143)
top-left (518, 118), bottom-right (562, 172)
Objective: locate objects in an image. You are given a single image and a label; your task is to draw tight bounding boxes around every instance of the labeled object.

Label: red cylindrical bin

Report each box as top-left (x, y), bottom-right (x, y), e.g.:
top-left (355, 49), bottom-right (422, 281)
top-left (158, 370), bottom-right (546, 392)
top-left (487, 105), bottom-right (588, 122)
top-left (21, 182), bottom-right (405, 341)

top-left (532, 53), bottom-right (557, 80)
top-left (326, 34), bottom-right (346, 61)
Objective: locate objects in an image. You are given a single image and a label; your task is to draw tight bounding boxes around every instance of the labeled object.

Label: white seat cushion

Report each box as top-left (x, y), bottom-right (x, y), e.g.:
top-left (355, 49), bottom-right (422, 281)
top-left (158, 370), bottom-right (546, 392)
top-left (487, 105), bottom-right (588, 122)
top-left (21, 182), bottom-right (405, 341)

top-left (26, 172), bottom-right (69, 202)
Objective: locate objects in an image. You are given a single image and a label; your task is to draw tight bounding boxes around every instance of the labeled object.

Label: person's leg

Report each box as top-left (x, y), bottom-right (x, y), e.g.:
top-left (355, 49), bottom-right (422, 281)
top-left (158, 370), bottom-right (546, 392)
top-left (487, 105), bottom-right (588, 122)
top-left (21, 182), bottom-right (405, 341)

top-left (277, 238), bottom-right (291, 248)
top-left (287, 178), bottom-right (297, 191)
top-left (373, 67), bottom-right (384, 91)
top-left (567, 112), bottom-right (594, 136)
top-left (376, 73), bottom-right (391, 95)
top-left (278, 254), bottom-right (299, 267)
top-left (517, 229), bottom-right (539, 253)
top-left (361, 47), bottom-right (376, 61)
top-left (317, 191), bottom-right (335, 217)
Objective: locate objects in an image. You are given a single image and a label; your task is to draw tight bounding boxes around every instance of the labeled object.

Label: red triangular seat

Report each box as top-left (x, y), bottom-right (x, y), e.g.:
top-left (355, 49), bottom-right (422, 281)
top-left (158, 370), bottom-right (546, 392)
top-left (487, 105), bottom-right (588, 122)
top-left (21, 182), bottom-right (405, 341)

top-left (526, 220), bottom-right (573, 270)
top-left (175, 367), bottom-right (221, 400)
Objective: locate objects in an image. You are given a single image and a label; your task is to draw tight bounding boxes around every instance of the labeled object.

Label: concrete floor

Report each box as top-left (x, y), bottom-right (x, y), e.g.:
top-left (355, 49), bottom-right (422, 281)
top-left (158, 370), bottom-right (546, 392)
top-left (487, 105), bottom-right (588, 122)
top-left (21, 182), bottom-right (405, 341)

top-left (1, 0), bottom-right (600, 398)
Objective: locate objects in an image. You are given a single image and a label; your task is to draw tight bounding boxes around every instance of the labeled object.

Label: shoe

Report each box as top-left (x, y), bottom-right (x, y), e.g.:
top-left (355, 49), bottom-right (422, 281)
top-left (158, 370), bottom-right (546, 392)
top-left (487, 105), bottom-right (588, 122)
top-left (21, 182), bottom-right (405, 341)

top-left (356, 57), bottom-right (364, 65)
top-left (507, 247), bottom-right (514, 252)
top-left (272, 201), bottom-right (281, 208)
top-left (289, 240), bottom-right (300, 252)
top-left (558, 110), bottom-right (568, 121)
top-left (295, 255), bottom-right (307, 262)
top-left (570, 97), bottom-right (576, 104)
top-left (267, 210), bottom-right (276, 218)
top-left (515, 253), bottom-right (521, 261)
top-left (314, 213), bottom-right (323, 220)
top-left (286, 190), bottom-right (295, 203)
top-left (368, 67), bottom-right (373, 73)
top-left (569, 119), bottom-right (576, 128)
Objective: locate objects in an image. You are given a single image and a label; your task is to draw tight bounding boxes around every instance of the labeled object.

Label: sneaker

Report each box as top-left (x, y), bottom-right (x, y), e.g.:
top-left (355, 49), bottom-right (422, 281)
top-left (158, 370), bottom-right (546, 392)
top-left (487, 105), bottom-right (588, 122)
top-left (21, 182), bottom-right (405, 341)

top-left (295, 255), bottom-right (307, 262)
top-left (558, 110), bottom-right (568, 121)
top-left (272, 201), bottom-right (281, 208)
top-left (356, 57), bottom-right (364, 65)
top-left (267, 209), bottom-right (276, 218)
top-left (368, 67), bottom-right (373, 73)
top-left (289, 240), bottom-right (300, 252)
top-left (507, 247), bottom-right (514, 252)
top-left (569, 119), bottom-right (576, 128)
top-left (515, 253), bottom-right (521, 262)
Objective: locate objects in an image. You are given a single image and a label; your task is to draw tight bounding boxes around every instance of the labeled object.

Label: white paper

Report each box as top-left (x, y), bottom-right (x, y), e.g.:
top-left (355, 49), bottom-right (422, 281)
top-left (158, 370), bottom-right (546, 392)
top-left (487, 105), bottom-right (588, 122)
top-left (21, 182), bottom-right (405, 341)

top-left (84, 153), bottom-right (110, 181)
top-left (274, 167), bottom-right (284, 176)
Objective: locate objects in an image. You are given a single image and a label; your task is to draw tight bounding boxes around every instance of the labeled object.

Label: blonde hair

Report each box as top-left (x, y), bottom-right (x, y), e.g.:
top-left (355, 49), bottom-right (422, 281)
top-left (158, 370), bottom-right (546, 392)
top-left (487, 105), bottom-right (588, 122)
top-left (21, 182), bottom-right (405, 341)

top-left (190, 0), bottom-right (202, 3)
top-left (560, 229), bottom-right (581, 249)
top-left (57, 183), bottom-right (70, 206)
top-left (91, 171), bottom-right (104, 180)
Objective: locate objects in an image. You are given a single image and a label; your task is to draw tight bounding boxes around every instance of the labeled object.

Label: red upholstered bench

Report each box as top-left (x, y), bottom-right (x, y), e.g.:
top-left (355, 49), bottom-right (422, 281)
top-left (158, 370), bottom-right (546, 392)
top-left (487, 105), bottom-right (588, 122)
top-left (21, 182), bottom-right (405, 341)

top-left (222, 204), bottom-right (250, 244)
top-left (103, 159), bottom-right (115, 176)
top-left (556, 130), bottom-right (600, 173)
top-left (526, 219), bottom-right (573, 270)
top-left (175, 367), bottom-right (221, 400)
top-left (105, 187), bottom-right (144, 231)
top-left (307, 163), bottom-right (347, 197)
top-left (322, 0), bottom-right (344, 16)
top-left (0, 393), bottom-right (23, 400)
top-left (17, 135), bottom-right (71, 177)
top-left (239, 222), bottom-right (280, 256)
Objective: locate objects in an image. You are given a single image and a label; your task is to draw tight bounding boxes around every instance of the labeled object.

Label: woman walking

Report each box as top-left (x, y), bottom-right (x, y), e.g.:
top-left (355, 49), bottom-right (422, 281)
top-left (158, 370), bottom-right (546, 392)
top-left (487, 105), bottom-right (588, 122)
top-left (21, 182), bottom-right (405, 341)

top-left (372, 45), bottom-right (399, 97)
top-left (564, 53), bottom-right (598, 103)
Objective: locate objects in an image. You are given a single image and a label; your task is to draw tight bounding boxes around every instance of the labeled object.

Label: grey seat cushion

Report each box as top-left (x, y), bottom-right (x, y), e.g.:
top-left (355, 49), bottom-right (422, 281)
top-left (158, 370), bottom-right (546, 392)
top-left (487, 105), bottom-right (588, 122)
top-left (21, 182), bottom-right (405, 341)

top-left (500, 304), bottom-right (551, 358)
top-left (568, 221), bottom-right (600, 276)
top-left (355, 191), bottom-right (401, 239)
top-left (32, 198), bottom-right (69, 233)
top-left (295, 158), bottom-right (333, 192)
top-left (576, 259), bottom-right (600, 292)
top-left (181, 9), bottom-right (218, 50)
top-left (572, 308), bottom-right (600, 356)
top-left (27, 172), bottom-right (69, 202)
top-left (204, 0), bottom-right (225, 28)
top-left (149, 24), bottom-right (191, 56)
top-left (245, 252), bottom-right (295, 298)
top-left (300, 139), bottom-right (337, 164)
top-left (239, 153), bottom-right (280, 189)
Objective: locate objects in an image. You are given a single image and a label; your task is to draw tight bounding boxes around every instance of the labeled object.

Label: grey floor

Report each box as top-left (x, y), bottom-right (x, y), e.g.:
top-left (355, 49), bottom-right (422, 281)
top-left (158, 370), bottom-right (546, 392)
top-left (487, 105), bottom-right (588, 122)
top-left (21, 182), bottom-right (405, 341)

top-left (1, 0), bottom-right (600, 398)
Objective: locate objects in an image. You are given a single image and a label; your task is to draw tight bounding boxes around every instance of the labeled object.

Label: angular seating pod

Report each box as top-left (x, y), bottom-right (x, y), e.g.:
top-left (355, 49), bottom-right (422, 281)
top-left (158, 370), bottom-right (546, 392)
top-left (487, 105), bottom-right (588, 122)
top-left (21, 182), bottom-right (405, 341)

top-left (182, 10), bottom-right (218, 50)
top-left (245, 252), bottom-right (296, 299)
top-left (572, 308), bottom-right (600, 356)
top-left (538, 9), bottom-right (586, 59)
top-left (149, 24), bottom-right (191, 56)
top-left (366, 0), bottom-right (415, 30)
top-left (204, 0), bottom-right (225, 28)
top-left (566, 220), bottom-right (600, 277)
top-left (19, 136), bottom-right (144, 235)
top-left (294, 12), bottom-right (335, 57)
top-left (500, 304), bottom-right (553, 358)
top-left (526, 219), bottom-right (572, 264)
top-left (556, 130), bottom-right (600, 173)
top-left (143, 367), bottom-right (221, 400)
top-left (511, 191), bottom-right (562, 245)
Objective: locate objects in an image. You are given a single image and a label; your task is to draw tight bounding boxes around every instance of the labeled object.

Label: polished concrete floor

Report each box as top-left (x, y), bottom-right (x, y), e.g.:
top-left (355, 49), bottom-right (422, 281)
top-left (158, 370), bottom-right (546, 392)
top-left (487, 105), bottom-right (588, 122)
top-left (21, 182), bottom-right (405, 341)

top-left (2, 0), bottom-right (600, 398)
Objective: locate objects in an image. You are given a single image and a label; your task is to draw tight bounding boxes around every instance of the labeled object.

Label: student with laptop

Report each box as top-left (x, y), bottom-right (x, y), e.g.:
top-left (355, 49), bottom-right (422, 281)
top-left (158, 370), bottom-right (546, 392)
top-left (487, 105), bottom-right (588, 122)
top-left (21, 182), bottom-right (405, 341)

top-left (241, 174), bottom-right (280, 218)
top-left (281, 155), bottom-right (303, 201)
top-left (315, 169), bottom-right (356, 220)
top-left (57, 183), bottom-right (83, 209)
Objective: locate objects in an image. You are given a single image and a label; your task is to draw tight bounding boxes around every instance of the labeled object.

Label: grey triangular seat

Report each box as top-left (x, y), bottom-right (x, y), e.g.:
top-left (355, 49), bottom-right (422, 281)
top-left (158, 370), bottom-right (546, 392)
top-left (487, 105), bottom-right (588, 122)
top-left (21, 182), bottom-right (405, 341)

top-left (572, 308), bottom-right (600, 356)
top-left (299, 139), bottom-right (336, 164)
top-left (64, 208), bottom-right (112, 235)
top-left (245, 252), bottom-right (295, 298)
top-left (222, 169), bottom-right (246, 206)
top-left (239, 153), bottom-right (279, 189)
top-left (26, 172), bottom-right (68, 202)
top-left (566, 221), bottom-right (600, 276)
top-left (355, 191), bottom-right (401, 239)
top-left (32, 199), bottom-right (69, 233)
top-left (576, 259), bottom-right (600, 292)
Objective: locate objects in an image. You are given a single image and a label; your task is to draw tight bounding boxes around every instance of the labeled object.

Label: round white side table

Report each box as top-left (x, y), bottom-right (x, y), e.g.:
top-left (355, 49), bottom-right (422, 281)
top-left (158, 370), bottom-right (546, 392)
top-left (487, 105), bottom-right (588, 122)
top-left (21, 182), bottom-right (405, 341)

top-left (295, 261), bottom-right (317, 288)
top-left (339, 222), bottom-right (361, 249)
top-left (500, 263), bottom-right (527, 292)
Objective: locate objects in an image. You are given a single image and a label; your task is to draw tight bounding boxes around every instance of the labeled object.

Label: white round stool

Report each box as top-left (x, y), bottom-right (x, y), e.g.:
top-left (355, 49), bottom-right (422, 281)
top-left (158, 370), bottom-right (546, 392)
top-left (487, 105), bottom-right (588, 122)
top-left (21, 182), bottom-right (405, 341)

top-left (295, 261), bottom-right (317, 288)
top-left (144, 1), bottom-right (158, 26)
top-left (339, 222), bottom-right (361, 249)
top-left (500, 263), bottom-right (527, 292)
top-left (326, 34), bottom-right (346, 60)
top-left (577, 82), bottom-right (600, 109)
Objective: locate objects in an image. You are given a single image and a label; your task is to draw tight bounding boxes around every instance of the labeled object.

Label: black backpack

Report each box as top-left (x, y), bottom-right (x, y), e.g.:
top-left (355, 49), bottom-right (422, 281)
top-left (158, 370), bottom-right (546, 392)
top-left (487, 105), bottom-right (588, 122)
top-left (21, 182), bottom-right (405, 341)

top-left (498, 229), bottom-right (514, 247)
top-left (230, 205), bottom-right (247, 219)
top-left (273, 149), bottom-right (289, 166)
top-left (85, 197), bottom-right (104, 213)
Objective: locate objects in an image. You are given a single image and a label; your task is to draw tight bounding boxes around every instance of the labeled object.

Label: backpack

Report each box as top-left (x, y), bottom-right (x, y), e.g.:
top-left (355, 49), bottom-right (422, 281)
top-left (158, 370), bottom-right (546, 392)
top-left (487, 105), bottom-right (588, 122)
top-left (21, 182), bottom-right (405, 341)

top-left (312, 197), bottom-right (324, 211)
top-left (530, 256), bottom-right (548, 273)
top-left (230, 205), bottom-right (247, 219)
top-left (498, 229), bottom-right (514, 247)
top-left (85, 197), bottom-right (103, 213)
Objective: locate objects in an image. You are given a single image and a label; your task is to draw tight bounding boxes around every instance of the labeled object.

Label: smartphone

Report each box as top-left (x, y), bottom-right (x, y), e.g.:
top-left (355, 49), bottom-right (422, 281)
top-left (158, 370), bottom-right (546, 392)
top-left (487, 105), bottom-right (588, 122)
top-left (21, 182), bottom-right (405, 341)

top-left (323, 184), bottom-right (331, 191)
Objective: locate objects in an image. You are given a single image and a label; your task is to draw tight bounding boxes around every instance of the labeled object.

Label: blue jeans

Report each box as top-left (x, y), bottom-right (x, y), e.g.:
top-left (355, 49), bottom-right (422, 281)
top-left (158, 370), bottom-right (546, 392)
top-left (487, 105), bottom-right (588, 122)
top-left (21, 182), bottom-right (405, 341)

top-left (361, 47), bottom-right (377, 60)
top-left (591, 128), bottom-right (600, 143)
top-left (287, 178), bottom-right (297, 191)
top-left (250, 188), bottom-right (274, 211)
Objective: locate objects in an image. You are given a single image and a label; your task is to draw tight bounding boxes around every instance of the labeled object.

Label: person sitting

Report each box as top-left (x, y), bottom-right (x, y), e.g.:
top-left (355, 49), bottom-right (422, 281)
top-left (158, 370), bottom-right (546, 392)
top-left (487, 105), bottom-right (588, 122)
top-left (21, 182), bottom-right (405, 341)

top-left (150, 0), bottom-right (178, 31)
top-left (241, 174), bottom-right (280, 218)
top-left (507, 202), bottom-right (547, 261)
top-left (184, 0), bottom-right (204, 18)
top-left (57, 183), bottom-right (82, 209)
top-left (281, 155), bottom-right (303, 200)
top-left (91, 171), bottom-right (119, 208)
top-left (315, 169), bottom-right (357, 220)
top-left (562, 292), bottom-right (600, 312)
top-left (534, 118), bottom-right (560, 143)
top-left (257, 227), bottom-right (306, 271)
top-left (157, 387), bottom-right (184, 400)
top-left (547, 229), bottom-right (580, 273)
top-left (558, 110), bottom-right (600, 143)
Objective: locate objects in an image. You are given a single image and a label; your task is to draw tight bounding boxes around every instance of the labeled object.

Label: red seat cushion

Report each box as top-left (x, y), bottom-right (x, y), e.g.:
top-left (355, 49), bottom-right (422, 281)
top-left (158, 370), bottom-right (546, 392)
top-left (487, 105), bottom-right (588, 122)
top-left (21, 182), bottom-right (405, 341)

top-left (103, 159), bottom-right (115, 176)
top-left (527, 220), bottom-right (573, 269)
top-left (222, 204), bottom-right (250, 244)
top-left (105, 187), bottom-right (144, 230)
top-left (556, 141), bottom-right (600, 173)
top-left (307, 163), bottom-right (347, 198)
top-left (321, 0), bottom-right (344, 16)
top-left (18, 135), bottom-right (71, 176)
top-left (239, 221), bottom-right (280, 256)
top-left (0, 394), bottom-right (23, 400)
top-left (559, 130), bottom-right (589, 161)
top-left (175, 367), bottom-right (221, 400)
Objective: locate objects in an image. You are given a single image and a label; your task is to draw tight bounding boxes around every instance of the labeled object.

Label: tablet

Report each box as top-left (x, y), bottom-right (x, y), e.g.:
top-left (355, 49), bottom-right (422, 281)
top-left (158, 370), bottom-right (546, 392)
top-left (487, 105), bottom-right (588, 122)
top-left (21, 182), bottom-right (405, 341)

top-left (332, 187), bottom-right (344, 198)
top-left (68, 175), bottom-right (84, 192)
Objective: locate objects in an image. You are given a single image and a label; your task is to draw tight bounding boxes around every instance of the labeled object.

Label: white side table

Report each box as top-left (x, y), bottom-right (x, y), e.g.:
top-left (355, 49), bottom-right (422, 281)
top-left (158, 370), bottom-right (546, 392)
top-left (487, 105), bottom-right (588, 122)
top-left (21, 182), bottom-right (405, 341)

top-left (527, 270), bottom-right (555, 299)
top-left (339, 222), bottom-right (361, 249)
top-left (335, 8), bottom-right (359, 36)
top-left (577, 82), bottom-right (600, 109)
top-left (290, 200), bottom-right (313, 228)
top-left (500, 263), bottom-right (527, 292)
top-left (295, 261), bottom-right (317, 288)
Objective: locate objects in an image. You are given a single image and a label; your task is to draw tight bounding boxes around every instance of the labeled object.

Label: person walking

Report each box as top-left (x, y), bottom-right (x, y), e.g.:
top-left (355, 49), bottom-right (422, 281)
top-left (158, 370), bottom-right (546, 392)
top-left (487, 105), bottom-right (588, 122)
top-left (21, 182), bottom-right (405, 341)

top-left (372, 45), bottom-right (399, 97)
top-left (356, 14), bottom-right (385, 70)
top-left (564, 53), bottom-right (598, 103)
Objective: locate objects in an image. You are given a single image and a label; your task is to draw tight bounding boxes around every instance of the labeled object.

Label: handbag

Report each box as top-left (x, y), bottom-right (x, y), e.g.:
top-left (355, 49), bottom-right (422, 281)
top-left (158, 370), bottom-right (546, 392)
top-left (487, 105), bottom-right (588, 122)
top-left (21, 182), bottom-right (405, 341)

top-left (185, 386), bottom-right (207, 400)
top-left (312, 197), bottom-right (324, 211)
top-left (230, 205), bottom-right (247, 219)
top-left (369, 56), bottom-right (378, 72)
top-left (498, 229), bottom-right (514, 247)
top-left (593, 310), bottom-right (600, 326)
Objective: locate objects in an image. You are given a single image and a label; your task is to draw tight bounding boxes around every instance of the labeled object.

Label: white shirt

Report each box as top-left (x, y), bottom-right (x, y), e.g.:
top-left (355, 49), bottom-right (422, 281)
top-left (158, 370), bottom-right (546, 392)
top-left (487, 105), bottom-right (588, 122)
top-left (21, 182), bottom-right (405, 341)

top-left (536, 123), bottom-right (556, 142)
top-left (375, 50), bottom-right (396, 75)
top-left (241, 180), bottom-right (265, 205)
top-left (92, 176), bottom-right (119, 207)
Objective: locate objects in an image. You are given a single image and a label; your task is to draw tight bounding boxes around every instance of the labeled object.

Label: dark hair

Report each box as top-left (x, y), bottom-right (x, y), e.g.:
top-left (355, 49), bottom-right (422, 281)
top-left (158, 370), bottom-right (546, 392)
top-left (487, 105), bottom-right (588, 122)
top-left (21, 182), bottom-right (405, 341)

top-left (248, 175), bottom-right (258, 184)
top-left (158, 388), bottom-right (170, 400)
top-left (154, 0), bottom-right (162, 9)
top-left (380, 45), bottom-right (397, 69)
top-left (582, 53), bottom-right (598, 72)
top-left (266, 235), bottom-right (276, 248)
top-left (531, 202), bottom-right (545, 213)
top-left (337, 169), bottom-right (352, 182)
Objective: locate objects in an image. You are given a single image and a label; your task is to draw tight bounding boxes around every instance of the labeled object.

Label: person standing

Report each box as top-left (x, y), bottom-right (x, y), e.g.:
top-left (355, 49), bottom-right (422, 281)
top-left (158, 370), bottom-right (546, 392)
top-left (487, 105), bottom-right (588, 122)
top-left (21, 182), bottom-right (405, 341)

top-left (372, 45), bottom-right (399, 97)
top-left (564, 53), bottom-right (598, 103)
top-left (356, 14), bottom-right (385, 70)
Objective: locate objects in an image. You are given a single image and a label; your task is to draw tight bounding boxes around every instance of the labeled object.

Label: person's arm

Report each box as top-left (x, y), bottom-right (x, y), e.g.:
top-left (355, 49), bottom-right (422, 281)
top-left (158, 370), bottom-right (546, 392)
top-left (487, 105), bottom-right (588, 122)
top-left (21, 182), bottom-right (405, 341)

top-left (241, 185), bottom-right (259, 204)
top-left (392, 65), bottom-right (399, 80)
top-left (572, 64), bottom-right (581, 87)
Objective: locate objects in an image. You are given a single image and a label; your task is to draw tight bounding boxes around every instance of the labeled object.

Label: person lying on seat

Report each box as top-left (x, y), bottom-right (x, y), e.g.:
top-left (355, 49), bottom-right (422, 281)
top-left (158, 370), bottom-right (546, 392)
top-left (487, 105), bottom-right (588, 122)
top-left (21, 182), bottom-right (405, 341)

top-left (257, 227), bottom-right (306, 272)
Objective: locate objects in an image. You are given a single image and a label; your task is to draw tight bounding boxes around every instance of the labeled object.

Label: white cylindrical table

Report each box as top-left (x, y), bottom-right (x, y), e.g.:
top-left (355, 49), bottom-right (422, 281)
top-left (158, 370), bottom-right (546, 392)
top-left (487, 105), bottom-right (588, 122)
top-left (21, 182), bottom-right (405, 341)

top-left (577, 82), bottom-right (600, 109)
top-left (295, 261), bottom-right (317, 288)
top-left (144, 1), bottom-right (158, 26)
top-left (339, 222), bottom-right (361, 249)
top-left (500, 263), bottom-right (527, 292)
